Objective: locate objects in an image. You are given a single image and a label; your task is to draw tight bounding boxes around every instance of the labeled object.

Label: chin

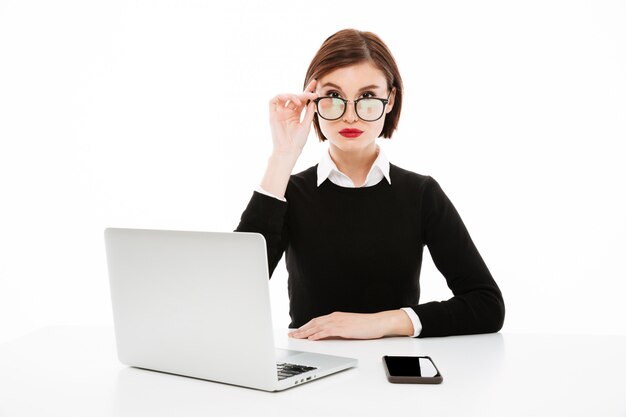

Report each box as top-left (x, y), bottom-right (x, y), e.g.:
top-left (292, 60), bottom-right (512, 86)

top-left (336, 137), bottom-right (374, 147)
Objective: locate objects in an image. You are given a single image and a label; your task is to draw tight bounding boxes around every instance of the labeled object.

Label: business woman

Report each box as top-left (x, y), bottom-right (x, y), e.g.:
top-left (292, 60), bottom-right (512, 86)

top-left (235, 28), bottom-right (505, 340)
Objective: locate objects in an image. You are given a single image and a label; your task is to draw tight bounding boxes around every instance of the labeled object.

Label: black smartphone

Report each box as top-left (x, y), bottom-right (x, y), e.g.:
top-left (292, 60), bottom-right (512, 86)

top-left (382, 355), bottom-right (443, 384)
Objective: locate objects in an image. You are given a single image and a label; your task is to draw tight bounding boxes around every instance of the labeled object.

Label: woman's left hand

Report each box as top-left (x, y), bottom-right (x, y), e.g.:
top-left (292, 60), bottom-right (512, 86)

top-left (288, 311), bottom-right (412, 341)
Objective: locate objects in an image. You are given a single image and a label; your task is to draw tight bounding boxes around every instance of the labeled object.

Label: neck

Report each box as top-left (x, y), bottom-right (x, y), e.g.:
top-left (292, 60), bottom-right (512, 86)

top-left (328, 142), bottom-right (379, 187)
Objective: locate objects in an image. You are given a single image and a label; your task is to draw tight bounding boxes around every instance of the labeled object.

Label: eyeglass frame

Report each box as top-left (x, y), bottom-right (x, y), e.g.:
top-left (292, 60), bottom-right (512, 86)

top-left (312, 89), bottom-right (393, 122)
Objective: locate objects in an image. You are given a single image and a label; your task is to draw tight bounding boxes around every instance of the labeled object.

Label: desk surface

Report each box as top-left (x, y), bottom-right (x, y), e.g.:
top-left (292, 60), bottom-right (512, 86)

top-left (0, 326), bottom-right (624, 417)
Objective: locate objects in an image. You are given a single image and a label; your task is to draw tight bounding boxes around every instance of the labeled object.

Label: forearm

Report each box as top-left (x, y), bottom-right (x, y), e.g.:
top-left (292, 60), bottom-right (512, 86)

top-left (260, 152), bottom-right (300, 200)
top-left (414, 288), bottom-right (505, 338)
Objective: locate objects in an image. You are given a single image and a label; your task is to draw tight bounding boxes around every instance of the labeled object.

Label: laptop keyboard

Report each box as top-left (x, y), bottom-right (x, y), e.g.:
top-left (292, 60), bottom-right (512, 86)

top-left (276, 362), bottom-right (317, 381)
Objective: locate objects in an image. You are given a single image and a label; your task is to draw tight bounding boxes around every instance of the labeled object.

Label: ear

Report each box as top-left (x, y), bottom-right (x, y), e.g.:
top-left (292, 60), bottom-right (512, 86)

top-left (386, 86), bottom-right (397, 114)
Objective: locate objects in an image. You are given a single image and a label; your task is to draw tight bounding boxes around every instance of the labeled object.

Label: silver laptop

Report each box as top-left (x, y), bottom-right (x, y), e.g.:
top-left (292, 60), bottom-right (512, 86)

top-left (104, 227), bottom-right (357, 391)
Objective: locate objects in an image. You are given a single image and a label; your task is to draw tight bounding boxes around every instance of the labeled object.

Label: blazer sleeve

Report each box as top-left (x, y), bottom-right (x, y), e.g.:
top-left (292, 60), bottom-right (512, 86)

top-left (412, 176), bottom-right (505, 337)
top-left (234, 191), bottom-right (289, 278)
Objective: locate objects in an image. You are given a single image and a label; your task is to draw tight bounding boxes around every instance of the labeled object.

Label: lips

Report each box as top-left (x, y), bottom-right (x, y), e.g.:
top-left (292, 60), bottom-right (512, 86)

top-left (339, 128), bottom-right (363, 138)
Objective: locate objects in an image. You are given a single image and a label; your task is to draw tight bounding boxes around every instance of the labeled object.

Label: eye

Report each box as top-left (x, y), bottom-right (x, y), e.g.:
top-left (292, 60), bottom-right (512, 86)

top-left (327, 91), bottom-right (342, 98)
top-left (361, 91), bottom-right (376, 98)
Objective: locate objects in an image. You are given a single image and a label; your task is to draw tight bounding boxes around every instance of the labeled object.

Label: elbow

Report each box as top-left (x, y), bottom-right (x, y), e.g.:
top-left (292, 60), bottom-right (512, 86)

top-left (474, 288), bottom-right (505, 335)
top-left (487, 292), bottom-right (505, 333)
top-left (493, 304), bottom-right (505, 333)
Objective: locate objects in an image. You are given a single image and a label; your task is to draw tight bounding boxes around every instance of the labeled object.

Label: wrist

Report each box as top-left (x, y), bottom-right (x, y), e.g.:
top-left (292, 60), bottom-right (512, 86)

top-left (260, 152), bottom-right (299, 199)
top-left (270, 151), bottom-right (300, 165)
top-left (378, 310), bottom-right (414, 337)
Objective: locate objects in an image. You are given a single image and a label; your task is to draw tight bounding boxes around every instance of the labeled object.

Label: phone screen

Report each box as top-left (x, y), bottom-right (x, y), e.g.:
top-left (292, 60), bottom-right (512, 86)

top-left (383, 356), bottom-right (438, 377)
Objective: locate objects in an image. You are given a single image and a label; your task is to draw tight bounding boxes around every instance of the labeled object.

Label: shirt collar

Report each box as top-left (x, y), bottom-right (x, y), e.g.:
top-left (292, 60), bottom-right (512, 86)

top-left (317, 144), bottom-right (391, 187)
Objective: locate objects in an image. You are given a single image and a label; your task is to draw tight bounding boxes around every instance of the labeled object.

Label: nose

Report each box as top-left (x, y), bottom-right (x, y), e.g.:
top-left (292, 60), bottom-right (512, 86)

top-left (342, 102), bottom-right (358, 123)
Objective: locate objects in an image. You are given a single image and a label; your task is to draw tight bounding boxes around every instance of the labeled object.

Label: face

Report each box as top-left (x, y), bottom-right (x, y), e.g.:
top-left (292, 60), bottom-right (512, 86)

top-left (315, 61), bottom-right (395, 155)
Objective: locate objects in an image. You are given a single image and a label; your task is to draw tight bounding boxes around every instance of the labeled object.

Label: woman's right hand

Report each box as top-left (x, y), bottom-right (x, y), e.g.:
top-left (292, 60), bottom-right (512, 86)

top-left (268, 79), bottom-right (319, 158)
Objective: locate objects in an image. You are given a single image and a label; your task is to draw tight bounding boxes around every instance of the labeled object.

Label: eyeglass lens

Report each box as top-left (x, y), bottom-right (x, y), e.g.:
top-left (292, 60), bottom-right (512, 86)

top-left (317, 98), bottom-right (384, 121)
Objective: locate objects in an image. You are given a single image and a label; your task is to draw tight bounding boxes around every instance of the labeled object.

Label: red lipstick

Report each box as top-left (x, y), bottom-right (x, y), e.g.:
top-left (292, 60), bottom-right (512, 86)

top-left (339, 128), bottom-right (363, 138)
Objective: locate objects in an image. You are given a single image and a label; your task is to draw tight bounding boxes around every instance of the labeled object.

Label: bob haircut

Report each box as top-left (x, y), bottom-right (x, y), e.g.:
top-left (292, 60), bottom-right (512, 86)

top-left (304, 29), bottom-right (403, 142)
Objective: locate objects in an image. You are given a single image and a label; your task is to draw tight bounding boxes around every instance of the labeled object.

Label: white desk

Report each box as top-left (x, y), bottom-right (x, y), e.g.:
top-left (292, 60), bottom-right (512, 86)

top-left (0, 326), bottom-right (624, 417)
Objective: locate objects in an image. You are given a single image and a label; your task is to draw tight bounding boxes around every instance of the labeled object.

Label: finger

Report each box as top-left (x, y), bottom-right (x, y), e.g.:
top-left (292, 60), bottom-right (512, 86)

top-left (270, 93), bottom-right (316, 114)
top-left (288, 323), bottom-right (312, 335)
top-left (269, 95), bottom-right (299, 114)
top-left (279, 94), bottom-right (300, 103)
top-left (308, 329), bottom-right (329, 341)
top-left (276, 94), bottom-right (302, 107)
top-left (305, 78), bottom-right (317, 92)
top-left (297, 316), bottom-right (324, 333)
top-left (291, 323), bottom-right (312, 336)
top-left (297, 91), bottom-right (318, 103)
top-left (289, 321), bottom-right (317, 338)
top-left (270, 96), bottom-right (292, 112)
top-left (297, 326), bottom-right (320, 339)
top-left (288, 323), bottom-right (307, 338)
top-left (296, 318), bottom-right (330, 339)
top-left (288, 330), bottom-right (303, 338)
top-left (301, 100), bottom-right (316, 125)
top-left (303, 79), bottom-right (318, 105)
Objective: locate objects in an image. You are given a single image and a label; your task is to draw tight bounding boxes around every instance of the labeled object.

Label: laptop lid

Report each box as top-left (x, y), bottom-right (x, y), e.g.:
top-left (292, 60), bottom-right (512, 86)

top-left (104, 228), bottom-right (279, 391)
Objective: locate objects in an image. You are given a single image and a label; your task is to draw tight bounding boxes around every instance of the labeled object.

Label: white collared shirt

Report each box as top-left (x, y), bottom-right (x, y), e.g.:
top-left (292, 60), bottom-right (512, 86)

top-left (256, 144), bottom-right (422, 337)
top-left (316, 143), bottom-right (391, 188)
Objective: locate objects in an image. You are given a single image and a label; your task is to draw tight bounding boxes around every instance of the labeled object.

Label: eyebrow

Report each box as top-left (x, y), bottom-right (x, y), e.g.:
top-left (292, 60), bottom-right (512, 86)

top-left (320, 82), bottom-right (382, 93)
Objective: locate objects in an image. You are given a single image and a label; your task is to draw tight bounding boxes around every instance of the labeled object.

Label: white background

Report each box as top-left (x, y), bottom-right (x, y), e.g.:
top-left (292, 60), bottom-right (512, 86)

top-left (1, 0), bottom-right (625, 344)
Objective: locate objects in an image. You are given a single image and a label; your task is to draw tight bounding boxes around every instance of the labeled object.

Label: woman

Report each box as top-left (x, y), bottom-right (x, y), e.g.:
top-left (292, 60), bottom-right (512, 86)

top-left (235, 28), bottom-right (505, 340)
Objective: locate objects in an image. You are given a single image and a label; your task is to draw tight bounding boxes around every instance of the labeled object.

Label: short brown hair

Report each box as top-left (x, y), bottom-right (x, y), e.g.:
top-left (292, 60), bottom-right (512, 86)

top-left (304, 29), bottom-right (403, 142)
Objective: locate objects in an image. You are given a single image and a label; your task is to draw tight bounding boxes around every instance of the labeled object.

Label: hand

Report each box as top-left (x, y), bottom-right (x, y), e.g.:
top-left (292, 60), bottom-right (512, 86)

top-left (288, 310), bottom-right (413, 341)
top-left (268, 79), bottom-right (319, 157)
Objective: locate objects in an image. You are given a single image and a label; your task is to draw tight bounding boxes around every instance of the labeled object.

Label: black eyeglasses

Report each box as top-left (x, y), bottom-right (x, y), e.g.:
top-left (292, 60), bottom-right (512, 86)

top-left (313, 90), bottom-right (392, 122)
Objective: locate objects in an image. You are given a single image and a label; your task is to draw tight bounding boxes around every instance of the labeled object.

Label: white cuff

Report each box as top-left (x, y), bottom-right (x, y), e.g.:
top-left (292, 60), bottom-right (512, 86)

top-left (401, 307), bottom-right (422, 337)
top-left (256, 185), bottom-right (287, 202)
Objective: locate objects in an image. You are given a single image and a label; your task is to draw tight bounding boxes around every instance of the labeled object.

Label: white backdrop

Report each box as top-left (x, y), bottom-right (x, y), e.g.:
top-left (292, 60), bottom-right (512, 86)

top-left (1, 0), bottom-right (625, 344)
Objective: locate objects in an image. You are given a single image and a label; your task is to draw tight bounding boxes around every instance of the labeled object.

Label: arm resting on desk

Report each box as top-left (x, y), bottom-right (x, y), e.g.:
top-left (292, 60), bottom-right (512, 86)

top-left (413, 177), bottom-right (505, 338)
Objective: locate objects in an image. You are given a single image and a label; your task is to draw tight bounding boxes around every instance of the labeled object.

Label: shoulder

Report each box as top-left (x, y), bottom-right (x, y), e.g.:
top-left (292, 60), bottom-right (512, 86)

top-left (291, 164), bottom-right (317, 182)
top-left (388, 164), bottom-right (453, 211)
top-left (290, 164), bottom-right (317, 186)
top-left (389, 162), bottom-right (435, 191)
top-left (285, 164), bottom-right (318, 196)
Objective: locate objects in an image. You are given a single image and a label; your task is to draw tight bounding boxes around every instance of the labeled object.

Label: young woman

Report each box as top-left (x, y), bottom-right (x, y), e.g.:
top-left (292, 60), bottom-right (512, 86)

top-left (235, 29), bottom-right (505, 340)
